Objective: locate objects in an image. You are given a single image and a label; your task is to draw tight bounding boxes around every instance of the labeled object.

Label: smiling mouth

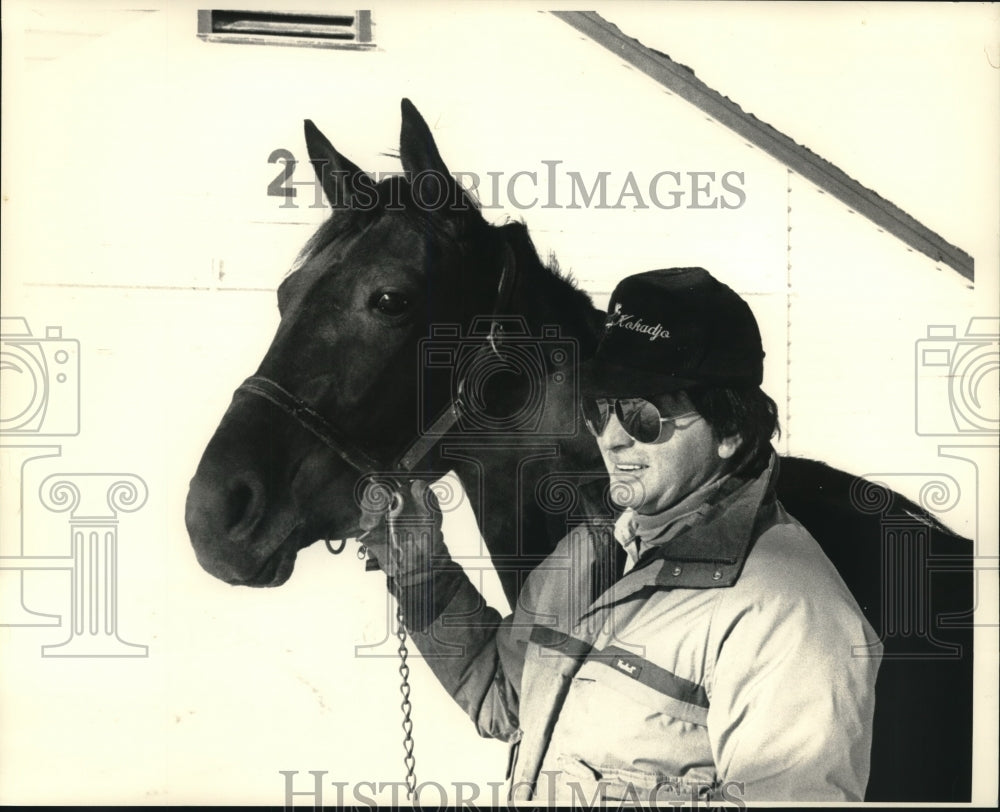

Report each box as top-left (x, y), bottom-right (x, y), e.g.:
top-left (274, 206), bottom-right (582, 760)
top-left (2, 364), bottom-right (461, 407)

top-left (614, 463), bottom-right (646, 472)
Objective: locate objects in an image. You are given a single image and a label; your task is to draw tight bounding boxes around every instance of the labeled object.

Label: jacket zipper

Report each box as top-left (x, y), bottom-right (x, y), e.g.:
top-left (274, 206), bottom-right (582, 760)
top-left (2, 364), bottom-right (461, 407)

top-left (505, 731), bottom-right (522, 781)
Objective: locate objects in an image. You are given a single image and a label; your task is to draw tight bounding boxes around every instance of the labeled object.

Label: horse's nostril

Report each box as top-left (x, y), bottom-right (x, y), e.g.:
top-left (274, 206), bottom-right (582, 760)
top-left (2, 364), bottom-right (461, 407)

top-left (223, 477), bottom-right (263, 535)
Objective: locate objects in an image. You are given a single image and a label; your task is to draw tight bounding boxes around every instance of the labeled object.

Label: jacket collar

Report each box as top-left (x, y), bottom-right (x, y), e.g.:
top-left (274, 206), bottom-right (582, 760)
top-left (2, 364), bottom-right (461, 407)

top-left (581, 452), bottom-right (780, 618)
top-left (614, 464), bottom-right (747, 558)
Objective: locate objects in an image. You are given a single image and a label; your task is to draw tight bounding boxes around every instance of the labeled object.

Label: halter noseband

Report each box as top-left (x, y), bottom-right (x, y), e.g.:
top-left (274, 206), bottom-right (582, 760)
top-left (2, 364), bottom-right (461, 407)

top-left (235, 253), bottom-right (518, 477)
top-left (235, 376), bottom-right (385, 473)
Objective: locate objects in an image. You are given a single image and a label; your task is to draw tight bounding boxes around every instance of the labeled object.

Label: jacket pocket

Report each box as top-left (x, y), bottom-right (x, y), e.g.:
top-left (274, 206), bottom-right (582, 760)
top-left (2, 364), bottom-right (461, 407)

top-left (554, 755), bottom-right (716, 804)
top-left (542, 660), bottom-right (717, 802)
top-left (574, 658), bottom-right (709, 727)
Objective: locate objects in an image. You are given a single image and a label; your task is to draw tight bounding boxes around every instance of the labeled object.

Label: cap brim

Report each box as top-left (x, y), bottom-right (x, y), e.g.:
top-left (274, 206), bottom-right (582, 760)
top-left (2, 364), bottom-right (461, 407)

top-left (578, 357), bottom-right (702, 398)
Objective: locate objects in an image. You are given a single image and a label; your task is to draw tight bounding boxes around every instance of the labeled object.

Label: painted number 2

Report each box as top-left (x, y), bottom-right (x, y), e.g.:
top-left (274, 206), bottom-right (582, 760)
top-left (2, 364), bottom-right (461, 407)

top-left (267, 149), bottom-right (297, 202)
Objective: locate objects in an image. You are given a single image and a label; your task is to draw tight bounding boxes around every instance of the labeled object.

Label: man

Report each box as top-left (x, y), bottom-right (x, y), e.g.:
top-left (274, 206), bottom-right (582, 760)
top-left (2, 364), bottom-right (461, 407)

top-left (362, 267), bottom-right (881, 803)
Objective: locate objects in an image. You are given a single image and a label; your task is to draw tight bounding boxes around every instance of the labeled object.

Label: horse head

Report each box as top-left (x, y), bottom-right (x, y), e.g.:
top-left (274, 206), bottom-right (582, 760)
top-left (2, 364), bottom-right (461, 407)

top-left (185, 100), bottom-right (601, 589)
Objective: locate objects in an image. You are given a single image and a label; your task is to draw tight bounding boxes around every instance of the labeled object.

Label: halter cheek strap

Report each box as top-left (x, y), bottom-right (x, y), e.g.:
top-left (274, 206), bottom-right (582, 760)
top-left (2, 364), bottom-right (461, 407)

top-left (236, 247), bottom-right (519, 477)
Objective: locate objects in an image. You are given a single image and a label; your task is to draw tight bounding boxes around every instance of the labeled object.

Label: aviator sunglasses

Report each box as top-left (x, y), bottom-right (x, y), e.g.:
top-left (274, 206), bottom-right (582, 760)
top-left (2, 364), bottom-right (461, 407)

top-left (581, 397), bottom-right (700, 444)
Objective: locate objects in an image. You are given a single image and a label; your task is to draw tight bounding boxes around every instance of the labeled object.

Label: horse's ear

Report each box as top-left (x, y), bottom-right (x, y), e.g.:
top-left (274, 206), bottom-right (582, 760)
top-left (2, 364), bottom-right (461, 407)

top-left (399, 99), bottom-right (475, 214)
top-left (304, 119), bottom-right (369, 208)
top-left (399, 99), bottom-right (450, 177)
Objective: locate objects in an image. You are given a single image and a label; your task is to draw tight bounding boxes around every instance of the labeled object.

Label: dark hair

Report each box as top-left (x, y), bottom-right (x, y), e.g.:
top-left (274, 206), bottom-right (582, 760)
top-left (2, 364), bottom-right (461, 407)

top-left (687, 386), bottom-right (780, 473)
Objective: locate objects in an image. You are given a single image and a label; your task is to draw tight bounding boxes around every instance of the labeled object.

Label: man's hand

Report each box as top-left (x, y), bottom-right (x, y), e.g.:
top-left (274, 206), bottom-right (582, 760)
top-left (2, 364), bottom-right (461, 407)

top-left (359, 478), bottom-right (446, 587)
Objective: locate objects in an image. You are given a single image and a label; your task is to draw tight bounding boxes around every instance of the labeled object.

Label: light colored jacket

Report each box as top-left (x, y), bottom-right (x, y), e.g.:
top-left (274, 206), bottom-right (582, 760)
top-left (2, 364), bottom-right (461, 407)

top-left (405, 454), bottom-right (882, 803)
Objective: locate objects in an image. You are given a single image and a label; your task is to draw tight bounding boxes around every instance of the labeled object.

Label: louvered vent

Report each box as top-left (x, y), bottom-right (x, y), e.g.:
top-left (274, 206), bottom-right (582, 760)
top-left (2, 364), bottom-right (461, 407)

top-left (197, 10), bottom-right (373, 49)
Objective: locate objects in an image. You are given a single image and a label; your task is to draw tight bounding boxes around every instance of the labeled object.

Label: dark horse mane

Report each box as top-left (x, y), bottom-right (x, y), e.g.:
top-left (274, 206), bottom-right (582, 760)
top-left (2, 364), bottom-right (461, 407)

top-left (490, 219), bottom-right (605, 350)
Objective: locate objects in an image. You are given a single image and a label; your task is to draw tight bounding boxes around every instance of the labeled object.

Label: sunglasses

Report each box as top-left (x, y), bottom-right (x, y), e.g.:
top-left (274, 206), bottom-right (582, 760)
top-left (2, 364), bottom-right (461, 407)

top-left (581, 397), bottom-right (700, 444)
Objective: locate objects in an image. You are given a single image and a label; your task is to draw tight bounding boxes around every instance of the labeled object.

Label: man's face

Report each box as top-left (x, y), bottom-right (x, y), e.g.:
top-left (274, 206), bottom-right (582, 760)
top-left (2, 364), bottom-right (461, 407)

top-left (594, 392), bottom-right (730, 515)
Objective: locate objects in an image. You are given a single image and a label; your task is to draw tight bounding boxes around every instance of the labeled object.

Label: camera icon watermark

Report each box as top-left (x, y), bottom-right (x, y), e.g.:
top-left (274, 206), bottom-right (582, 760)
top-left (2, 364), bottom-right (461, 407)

top-left (0, 317), bottom-right (80, 436)
top-left (915, 317), bottom-right (999, 436)
top-left (417, 317), bottom-right (578, 439)
top-left (0, 315), bottom-right (149, 658)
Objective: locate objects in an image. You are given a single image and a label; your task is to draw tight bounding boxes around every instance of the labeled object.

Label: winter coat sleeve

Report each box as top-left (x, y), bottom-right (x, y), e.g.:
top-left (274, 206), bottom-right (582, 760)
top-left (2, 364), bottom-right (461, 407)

top-left (395, 561), bottom-right (527, 743)
top-left (705, 523), bottom-right (882, 802)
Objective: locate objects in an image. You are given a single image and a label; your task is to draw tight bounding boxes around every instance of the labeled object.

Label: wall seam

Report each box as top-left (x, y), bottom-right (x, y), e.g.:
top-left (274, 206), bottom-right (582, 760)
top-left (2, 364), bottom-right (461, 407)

top-left (786, 168), bottom-right (793, 456)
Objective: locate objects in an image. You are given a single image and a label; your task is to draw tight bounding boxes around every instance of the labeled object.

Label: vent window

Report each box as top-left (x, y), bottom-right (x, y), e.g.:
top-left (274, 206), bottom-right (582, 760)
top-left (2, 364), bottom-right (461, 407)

top-left (197, 10), bottom-right (373, 49)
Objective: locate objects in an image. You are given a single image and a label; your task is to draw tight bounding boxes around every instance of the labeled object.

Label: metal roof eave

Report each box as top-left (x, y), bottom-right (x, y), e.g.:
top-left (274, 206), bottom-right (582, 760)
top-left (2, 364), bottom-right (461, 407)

top-left (551, 10), bottom-right (974, 283)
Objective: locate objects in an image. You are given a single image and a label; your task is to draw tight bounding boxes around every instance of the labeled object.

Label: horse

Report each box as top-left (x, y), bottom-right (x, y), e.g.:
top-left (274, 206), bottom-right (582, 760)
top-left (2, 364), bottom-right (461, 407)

top-left (185, 99), bottom-right (972, 801)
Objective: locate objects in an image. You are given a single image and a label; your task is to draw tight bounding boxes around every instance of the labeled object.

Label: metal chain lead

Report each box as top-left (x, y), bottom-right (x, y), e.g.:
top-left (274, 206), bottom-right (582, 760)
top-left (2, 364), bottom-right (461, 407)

top-left (386, 494), bottom-right (418, 803)
top-left (397, 602), bottom-right (418, 802)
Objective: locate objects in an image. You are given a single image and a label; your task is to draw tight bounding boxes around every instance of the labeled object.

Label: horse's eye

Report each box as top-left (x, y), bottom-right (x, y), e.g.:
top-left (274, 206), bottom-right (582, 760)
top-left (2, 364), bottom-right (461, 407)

top-left (372, 291), bottom-right (410, 317)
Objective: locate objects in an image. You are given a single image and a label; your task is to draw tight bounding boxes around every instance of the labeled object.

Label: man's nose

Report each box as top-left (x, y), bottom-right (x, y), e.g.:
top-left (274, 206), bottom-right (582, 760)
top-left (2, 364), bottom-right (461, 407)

top-left (599, 413), bottom-right (634, 451)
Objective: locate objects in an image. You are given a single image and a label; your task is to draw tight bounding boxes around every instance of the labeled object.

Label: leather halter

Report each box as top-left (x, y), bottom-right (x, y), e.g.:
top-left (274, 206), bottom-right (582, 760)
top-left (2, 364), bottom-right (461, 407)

top-left (236, 253), bottom-right (518, 477)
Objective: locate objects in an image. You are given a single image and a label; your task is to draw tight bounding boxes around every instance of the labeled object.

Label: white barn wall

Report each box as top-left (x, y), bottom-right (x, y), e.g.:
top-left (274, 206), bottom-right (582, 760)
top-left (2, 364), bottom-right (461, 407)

top-left (787, 175), bottom-right (981, 536)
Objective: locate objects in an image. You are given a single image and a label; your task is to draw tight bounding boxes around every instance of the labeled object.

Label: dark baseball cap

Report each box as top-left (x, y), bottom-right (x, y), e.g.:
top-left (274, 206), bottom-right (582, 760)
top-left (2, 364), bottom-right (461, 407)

top-left (580, 268), bottom-right (764, 397)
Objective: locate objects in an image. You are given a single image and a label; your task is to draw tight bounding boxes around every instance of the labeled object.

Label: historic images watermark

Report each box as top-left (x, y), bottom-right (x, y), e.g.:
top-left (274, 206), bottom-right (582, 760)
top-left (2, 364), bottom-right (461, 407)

top-left (836, 316), bottom-right (998, 657)
top-left (0, 316), bottom-right (149, 657)
top-left (417, 318), bottom-right (578, 439)
top-left (267, 151), bottom-right (748, 212)
top-left (349, 316), bottom-right (640, 659)
top-left (913, 314), bottom-right (999, 567)
top-left (0, 317), bottom-right (80, 437)
top-left (278, 770), bottom-right (747, 809)
top-left (847, 472), bottom-right (970, 659)
top-left (915, 317), bottom-right (999, 438)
